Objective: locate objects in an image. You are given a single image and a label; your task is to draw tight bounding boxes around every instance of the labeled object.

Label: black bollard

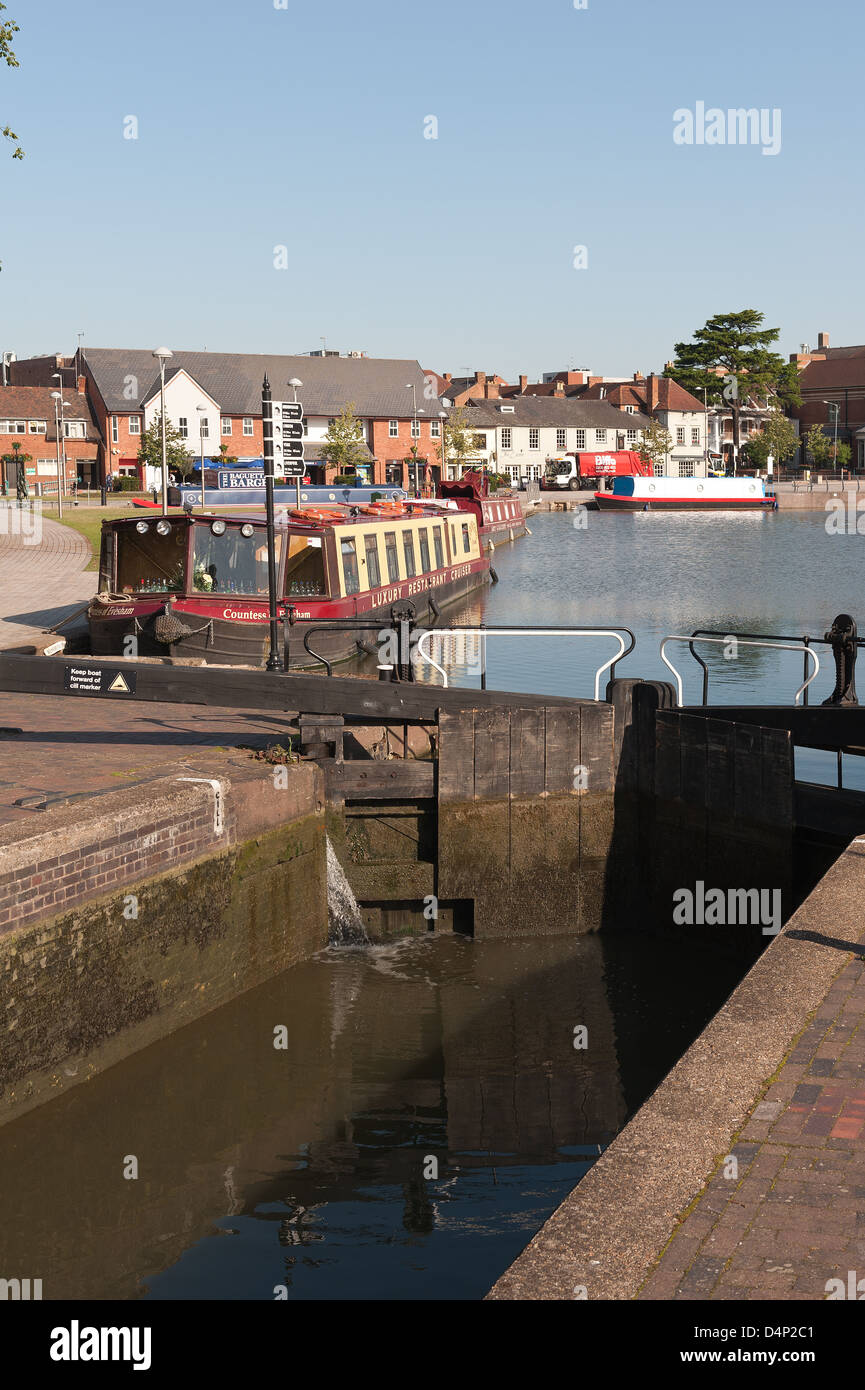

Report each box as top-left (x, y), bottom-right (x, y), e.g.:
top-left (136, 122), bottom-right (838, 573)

top-left (100, 483), bottom-right (107, 506)
top-left (822, 613), bottom-right (858, 705)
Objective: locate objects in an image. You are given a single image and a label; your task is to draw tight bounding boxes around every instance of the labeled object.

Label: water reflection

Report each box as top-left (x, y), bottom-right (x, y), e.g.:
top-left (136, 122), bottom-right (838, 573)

top-left (0, 931), bottom-right (751, 1300)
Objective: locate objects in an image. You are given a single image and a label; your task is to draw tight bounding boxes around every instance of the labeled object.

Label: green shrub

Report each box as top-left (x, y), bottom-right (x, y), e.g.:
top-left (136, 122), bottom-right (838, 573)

top-left (112, 476), bottom-right (142, 493)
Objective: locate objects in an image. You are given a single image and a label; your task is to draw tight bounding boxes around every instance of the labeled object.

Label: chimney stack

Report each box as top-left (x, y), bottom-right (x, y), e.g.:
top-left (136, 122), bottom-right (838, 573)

top-left (519, 374), bottom-right (527, 393)
top-left (647, 374), bottom-right (661, 413)
top-left (76, 375), bottom-right (86, 395)
top-left (633, 371), bottom-right (644, 381)
top-left (554, 380), bottom-right (565, 395)
top-left (444, 372), bottom-right (452, 383)
top-left (818, 331), bottom-right (830, 350)
top-left (475, 370), bottom-right (486, 388)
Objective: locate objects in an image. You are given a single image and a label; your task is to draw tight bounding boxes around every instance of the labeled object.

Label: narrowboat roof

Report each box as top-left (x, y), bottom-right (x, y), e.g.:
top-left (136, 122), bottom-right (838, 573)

top-left (104, 503), bottom-right (474, 532)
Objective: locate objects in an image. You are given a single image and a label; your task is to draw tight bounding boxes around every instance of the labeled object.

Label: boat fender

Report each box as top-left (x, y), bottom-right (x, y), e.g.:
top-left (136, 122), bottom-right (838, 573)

top-left (490, 566), bottom-right (499, 584)
top-left (429, 595), bottom-right (441, 622)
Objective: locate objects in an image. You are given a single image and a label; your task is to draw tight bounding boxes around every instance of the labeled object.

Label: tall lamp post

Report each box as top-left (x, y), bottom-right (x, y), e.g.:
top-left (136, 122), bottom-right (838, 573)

top-left (289, 377), bottom-right (303, 507)
top-left (261, 374), bottom-right (281, 672)
top-left (152, 346), bottom-right (173, 515)
top-left (196, 405), bottom-right (207, 510)
top-left (823, 400), bottom-right (840, 473)
top-left (51, 372), bottom-right (67, 510)
top-left (50, 391), bottom-right (64, 519)
top-left (406, 383), bottom-right (422, 495)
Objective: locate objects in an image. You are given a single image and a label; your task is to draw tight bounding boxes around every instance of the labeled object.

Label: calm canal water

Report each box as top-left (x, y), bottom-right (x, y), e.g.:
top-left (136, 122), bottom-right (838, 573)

top-left (0, 931), bottom-right (753, 1300)
top-left (439, 508), bottom-right (865, 788)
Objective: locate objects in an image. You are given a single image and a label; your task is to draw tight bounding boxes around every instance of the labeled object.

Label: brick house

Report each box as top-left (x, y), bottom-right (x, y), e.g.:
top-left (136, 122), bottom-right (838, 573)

top-left (580, 373), bottom-right (708, 475)
top-left (9, 349), bottom-right (451, 490)
top-left (0, 383), bottom-right (100, 494)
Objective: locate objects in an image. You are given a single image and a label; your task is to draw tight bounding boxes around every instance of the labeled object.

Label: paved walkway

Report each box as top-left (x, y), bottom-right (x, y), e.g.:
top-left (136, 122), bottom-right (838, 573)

top-left (0, 506), bottom-right (93, 650)
top-left (638, 946), bottom-right (865, 1301)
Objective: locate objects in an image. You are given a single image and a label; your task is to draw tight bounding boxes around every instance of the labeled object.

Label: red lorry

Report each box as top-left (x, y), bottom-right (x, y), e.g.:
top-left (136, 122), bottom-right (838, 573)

top-left (542, 449), bottom-right (652, 491)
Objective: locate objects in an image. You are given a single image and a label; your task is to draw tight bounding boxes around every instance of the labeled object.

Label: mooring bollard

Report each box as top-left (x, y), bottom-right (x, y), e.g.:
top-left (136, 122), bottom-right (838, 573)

top-left (822, 612), bottom-right (858, 705)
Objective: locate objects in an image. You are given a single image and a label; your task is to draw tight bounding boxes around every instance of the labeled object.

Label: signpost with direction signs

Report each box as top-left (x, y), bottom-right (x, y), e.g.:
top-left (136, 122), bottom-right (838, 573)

top-left (270, 400), bottom-right (306, 501)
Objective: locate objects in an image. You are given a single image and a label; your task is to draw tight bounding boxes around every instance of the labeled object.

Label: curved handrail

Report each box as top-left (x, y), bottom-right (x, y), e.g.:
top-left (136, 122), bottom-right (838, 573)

top-left (661, 634), bottom-right (821, 707)
top-left (414, 625), bottom-right (635, 700)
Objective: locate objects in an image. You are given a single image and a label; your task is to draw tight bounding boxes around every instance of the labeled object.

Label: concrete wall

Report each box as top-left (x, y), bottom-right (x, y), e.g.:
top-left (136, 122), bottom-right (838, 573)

top-left (0, 762), bottom-right (327, 1128)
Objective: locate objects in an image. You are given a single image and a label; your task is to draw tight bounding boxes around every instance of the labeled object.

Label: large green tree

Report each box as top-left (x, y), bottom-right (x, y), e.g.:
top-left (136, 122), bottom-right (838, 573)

top-left (322, 402), bottom-right (367, 476)
top-left (2, 3), bottom-right (22, 160)
top-left (137, 412), bottom-right (195, 480)
top-left (665, 310), bottom-right (801, 468)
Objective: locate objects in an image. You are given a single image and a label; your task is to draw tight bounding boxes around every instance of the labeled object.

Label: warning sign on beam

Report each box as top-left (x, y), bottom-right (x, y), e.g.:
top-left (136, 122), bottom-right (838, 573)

top-left (64, 665), bottom-right (137, 696)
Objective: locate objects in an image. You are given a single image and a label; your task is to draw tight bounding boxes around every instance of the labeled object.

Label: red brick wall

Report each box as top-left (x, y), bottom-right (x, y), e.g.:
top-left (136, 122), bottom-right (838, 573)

top-left (369, 418), bottom-right (443, 488)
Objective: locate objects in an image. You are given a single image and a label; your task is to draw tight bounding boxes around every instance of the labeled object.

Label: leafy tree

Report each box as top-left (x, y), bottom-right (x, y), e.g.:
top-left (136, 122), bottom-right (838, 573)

top-left (635, 419), bottom-right (673, 473)
top-left (441, 406), bottom-right (476, 472)
top-left (214, 442), bottom-right (237, 469)
top-left (322, 402), bottom-right (367, 476)
top-left (665, 310), bottom-right (801, 467)
top-left (804, 423), bottom-right (849, 472)
top-left (1, 3), bottom-right (22, 160)
top-left (741, 411), bottom-right (798, 470)
top-left (137, 412), bottom-right (195, 479)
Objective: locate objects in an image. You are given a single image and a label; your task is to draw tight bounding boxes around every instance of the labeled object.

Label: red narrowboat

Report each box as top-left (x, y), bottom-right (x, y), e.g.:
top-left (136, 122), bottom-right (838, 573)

top-left (437, 470), bottom-right (527, 548)
top-left (89, 502), bottom-right (491, 668)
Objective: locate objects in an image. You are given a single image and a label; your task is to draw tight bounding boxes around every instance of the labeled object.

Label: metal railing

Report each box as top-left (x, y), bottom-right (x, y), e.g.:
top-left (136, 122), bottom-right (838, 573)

top-left (415, 625), bottom-right (635, 700)
top-left (660, 632), bottom-right (821, 707)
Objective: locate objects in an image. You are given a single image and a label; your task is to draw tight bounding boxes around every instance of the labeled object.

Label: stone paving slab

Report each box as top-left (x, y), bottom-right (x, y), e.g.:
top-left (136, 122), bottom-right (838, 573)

top-left (0, 690), bottom-right (296, 825)
top-left (0, 508), bottom-right (93, 650)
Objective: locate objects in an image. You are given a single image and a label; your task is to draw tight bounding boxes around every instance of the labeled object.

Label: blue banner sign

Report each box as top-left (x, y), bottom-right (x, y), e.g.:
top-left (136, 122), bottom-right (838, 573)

top-left (218, 470), bottom-right (266, 488)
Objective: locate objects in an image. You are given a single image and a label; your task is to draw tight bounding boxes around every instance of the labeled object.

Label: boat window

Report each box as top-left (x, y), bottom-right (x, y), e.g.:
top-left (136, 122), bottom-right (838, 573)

top-left (403, 532), bottom-right (416, 578)
top-left (462, 522), bottom-right (471, 554)
top-left (341, 537), bottom-right (360, 594)
top-left (384, 531), bottom-right (400, 583)
top-left (116, 520), bottom-right (187, 594)
top-left (192, 525), bottom-right (282, 595)
top-left (418, 527), bottom-right (431, 573)
top-left (284, 533), bottom-right (326, 597)
top-left (432, 526), bottom-right (444, 569)
top-left (450, 523), bottom-right (457, 556)
top-left (364, 534), bottom-right (381, 588)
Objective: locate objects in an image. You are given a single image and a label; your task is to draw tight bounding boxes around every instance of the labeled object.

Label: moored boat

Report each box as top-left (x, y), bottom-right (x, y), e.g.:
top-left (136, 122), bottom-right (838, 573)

top-left (594, 475), bottom-right (777, 511)
top-left (437, 469), bottom-right (526, 549)
top-left (89, 502), bottom-right (490, 668)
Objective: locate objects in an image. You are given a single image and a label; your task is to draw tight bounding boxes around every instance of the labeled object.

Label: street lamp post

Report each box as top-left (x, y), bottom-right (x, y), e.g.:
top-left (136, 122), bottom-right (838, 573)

top-left (52, 372), bottom-right (67, 511)
top-left (50, 391), bottom-right (64, 519)
top-left (289, 377), bottom-right (303, 508)
top-left (152, 347), bottom-right (173, 515)
top-left (196, 405), bottom-right (207, 511)
top-left (406, 383), bottom-right (422, 495)
top-left (823, 400), bottom-right (840, 473)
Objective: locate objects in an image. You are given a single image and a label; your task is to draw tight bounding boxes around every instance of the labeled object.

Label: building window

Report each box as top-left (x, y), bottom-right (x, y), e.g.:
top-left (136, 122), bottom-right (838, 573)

top-left (222, 418), bottom-right (232, 436)
top-left (676, 427), bottom-right (685, 445)
top-left (679, 460), bottom-right (696, 477)
top-left (626, 429), bottom-right (637, 444)
top-left (243, 417), bottom-right (254, 437)
top-left (411, 418), bottom-right (420, 440)
top-left (595, 429), bottom-right (607, 445)
top-left (403, 532), bottom-right (416, 577)
top-left (389, 419), bottom-right (399, 438)
top-left (529, 428), bottom-right (539, 450)
top-left (178, 417), bottom-right (188, 439)
top-left (418, 527), bottom-right (431, 573)
top-left (624, 405), bottom-right (635, 414)
top-left (64, 420), bottom-right (86, 439)
top-left (199, 417), bottom-right (209, 438)
top-left (501, 427), bottom-right (512, 450)
top-left (462, 522), bottom-right (471, 554)
top-left (364, 535), bottom-right (381, 588)
top-left (341, 538), bottom-right (360, 594)
top-left (384, 531), bottom-right (400, 583)
top-left (653, 462), bottom-right (664, 476)
top-left (28, 420), bottom-right (47, 434)
top-left (0, 420), bottom-right (25, 433)
top-left (556, 428), bottom-right (567, 449)
top-left (430, 419), bottom-right (441, 438)
top-left (574, 429), bottom-right (586, 450)
top-left (691, 427), bottom-right (700, 446)
top-left (471, 432), bottom-right (486, 450)
top-left (433, 526), bottom-right (444, 569)
top-left (111, 416), bottom-right (118, 444)
top-left (129, 416), bottom-right (141, 435)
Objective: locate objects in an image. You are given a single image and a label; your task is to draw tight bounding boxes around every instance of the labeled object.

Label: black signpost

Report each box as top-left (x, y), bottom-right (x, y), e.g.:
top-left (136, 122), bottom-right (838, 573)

top-left (261, 375), bottom-right (282, 671)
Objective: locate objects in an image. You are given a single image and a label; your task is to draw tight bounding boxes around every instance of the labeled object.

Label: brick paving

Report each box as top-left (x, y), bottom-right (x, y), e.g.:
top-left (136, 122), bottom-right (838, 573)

top-left (0, 691), bottom-right (296, 826)
top-left (638, 951), bottom-right (865, 1301)
top-left (0, 506), bottom-right (93, 649)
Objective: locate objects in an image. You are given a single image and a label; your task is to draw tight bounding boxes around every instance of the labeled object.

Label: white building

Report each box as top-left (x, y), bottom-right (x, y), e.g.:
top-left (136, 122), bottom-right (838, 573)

top-left (447, 397), bottom-right (652, 483)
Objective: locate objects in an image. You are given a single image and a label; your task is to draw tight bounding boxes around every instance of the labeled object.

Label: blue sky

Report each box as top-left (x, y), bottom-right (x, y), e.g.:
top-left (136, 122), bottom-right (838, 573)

top-left (1, 0), bottom-right (860, 379)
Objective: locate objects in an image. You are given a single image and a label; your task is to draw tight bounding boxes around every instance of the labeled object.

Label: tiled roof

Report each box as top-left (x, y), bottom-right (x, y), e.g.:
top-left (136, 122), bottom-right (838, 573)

top-left (0, 385), bottom-right (99, 441)
top-left (798, 355), bottom-right (865, 391)
top-left (84, 349), bottom-right (446, 418)
top-left (455, 397), bottom-right (651, 428)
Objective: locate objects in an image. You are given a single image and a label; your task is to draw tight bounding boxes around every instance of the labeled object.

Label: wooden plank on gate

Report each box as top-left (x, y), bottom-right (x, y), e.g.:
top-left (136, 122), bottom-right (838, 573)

top-left (473, 707), bottom-right (512, 801)
top-left (544, 705), bottom-right (581, 796)
top-left (579, 702), bottom-right (614, 794)
top-left (509, 708), bottom-right (546, 798)
top-left (437, 708), bottom-right (475, 802)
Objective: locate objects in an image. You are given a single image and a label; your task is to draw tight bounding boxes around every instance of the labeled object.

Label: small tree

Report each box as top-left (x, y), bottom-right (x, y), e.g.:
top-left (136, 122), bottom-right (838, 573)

top-left (322, 402), bottom-right (367, 477)
top-left (441, 406), bottom-right (476, 474)
top-left (741, 411), bottom-right (798, 471)
top-left (636, 420), bottom-right (673, 473)
top-left (214, 442), bottom-right (238, 469)
top-left (804, 423), bottom-right (836, 472)
top-left (138, 412), bottom-right (196, 480)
